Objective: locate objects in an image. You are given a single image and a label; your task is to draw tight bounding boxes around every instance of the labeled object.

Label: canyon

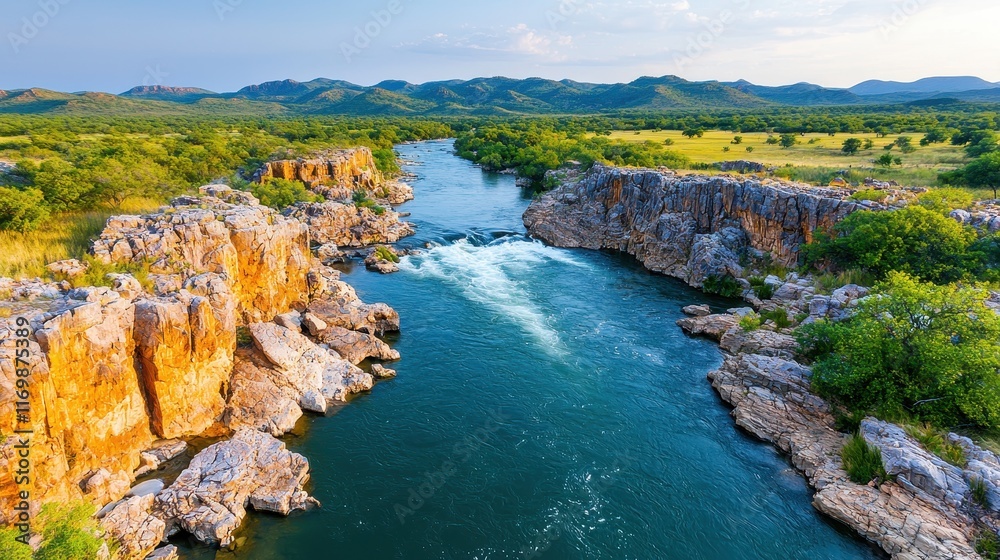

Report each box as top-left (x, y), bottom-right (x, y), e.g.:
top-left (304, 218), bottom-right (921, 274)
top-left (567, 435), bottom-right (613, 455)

top-left (526, 164), bottom-right (1000, 559)
top-left (0, 149), bottom-right (412, 558)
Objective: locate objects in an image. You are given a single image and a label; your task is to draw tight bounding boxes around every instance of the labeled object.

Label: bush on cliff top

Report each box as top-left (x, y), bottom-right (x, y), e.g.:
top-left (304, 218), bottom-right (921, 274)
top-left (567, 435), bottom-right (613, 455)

top-left (805, 272), bottom-right (1000, 430)
top-left (802, 206), bottom-right (989, 285)
top-left (250, 177), bottom-right (321, 210)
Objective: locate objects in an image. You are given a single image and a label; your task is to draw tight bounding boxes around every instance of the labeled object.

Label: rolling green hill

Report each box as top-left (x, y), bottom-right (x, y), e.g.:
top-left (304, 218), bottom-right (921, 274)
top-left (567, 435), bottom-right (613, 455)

top-left (1, 75), bottom-right (998, 116)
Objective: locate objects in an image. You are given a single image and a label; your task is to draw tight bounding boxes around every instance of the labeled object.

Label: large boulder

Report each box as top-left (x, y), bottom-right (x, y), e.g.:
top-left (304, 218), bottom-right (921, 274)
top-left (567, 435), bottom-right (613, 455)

top-left (153, 429), bottom-right (318, 547)
top-left (100, 494), bottom-right (166, 560)
top-left (248, 322), bottom-right (373, 410)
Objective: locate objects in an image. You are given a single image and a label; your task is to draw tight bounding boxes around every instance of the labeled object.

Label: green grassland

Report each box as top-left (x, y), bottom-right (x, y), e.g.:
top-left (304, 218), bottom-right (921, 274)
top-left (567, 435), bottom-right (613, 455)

top-left (605, 130), bottom-right (970, 188)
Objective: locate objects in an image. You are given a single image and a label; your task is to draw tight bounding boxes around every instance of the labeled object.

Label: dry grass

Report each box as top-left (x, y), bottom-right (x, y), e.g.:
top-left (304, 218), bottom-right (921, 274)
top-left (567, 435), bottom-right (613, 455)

top-left (0, 197), bottom-right (163, 279)
top-left (605, 130), bottom-right (974, 190)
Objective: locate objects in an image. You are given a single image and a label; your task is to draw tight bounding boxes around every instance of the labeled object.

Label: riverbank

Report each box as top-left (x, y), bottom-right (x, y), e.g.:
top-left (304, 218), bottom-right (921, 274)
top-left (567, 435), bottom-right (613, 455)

top-left (524, 161), bottom-right (1000, 559)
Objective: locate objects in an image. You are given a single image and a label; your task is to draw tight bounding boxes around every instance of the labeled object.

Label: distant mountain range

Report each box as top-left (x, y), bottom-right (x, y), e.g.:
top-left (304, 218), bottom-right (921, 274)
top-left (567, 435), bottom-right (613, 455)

top-left (2, 75), bottom-right (999, 116)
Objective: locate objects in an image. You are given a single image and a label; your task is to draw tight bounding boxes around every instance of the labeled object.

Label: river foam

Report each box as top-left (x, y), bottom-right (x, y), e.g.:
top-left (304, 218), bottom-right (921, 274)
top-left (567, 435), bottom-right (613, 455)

top-left (400, 236), bottom-right (587, 353)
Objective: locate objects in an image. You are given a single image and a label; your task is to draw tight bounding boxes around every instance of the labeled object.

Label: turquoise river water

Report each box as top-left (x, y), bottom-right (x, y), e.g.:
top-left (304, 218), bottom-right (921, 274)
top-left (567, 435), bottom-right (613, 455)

top-left (180, 140), bottom-right (880, 560)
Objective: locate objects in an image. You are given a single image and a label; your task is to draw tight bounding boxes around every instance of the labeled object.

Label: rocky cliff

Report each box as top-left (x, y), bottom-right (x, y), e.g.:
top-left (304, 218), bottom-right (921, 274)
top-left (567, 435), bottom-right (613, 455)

top-left (254, 147), bottom-right (414, 205)
top-left (0, 184), bottom-right (403, 555)
top-left (524, 165), bottom-right (862, 287)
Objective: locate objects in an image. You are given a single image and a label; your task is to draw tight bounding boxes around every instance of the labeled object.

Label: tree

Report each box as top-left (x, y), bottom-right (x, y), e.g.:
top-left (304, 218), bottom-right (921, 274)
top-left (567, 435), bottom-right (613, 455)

top-left (802, 206), bottom-right (980, 284)
top-left (0, 187), bottom-right (49, 232)
top-left (876, 153), bottom-right (896, 168)
top-left (779, 134), bottom-right (797, 149)
top-left (732, 136), bottom-right (743, 145)
top-left (863, 139), bottom-right (875, 150)
top-left (842, 138), bottom-right (863, 155)
top-left (682, 128), bottom-right (705, 139)
top-left (803, 272), bottom-right (1000, 430)
top-left (963, 151), bottom-right (1000, 199)
top-left (251, 178), bottom-right (321, 210)
top-left (746, 146), bottom-right (755, 153)
top-left (894, 136), bottom-right (916, 153)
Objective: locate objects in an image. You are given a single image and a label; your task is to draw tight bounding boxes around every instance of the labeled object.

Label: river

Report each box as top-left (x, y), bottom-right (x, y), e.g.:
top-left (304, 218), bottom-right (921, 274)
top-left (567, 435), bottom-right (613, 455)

top-left (181, 139), bottom-right (879, 560)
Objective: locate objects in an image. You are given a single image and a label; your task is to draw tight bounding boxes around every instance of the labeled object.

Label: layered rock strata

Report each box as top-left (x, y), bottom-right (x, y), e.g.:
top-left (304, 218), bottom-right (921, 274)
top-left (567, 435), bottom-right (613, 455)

top-left (681, 312), bottom-right (997, 559)
top-left (0, 183), bottom-right (402, 552)
top-left (524, 165), bottom-right (862, 286)
top-left (253, 147), bottom-right (414, 205)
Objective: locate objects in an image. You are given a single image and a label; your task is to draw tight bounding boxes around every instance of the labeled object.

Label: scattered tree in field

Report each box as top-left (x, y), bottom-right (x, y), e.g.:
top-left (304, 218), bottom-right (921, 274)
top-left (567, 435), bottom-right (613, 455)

top-left (765, 136), bottom-right (780, 145)
top-left (876, 153), bottom-right (899, 168)
top-left (732, 136), bottom-right (743, 145)
top-left (962, 151), bottom-right (1000, 199)
top-left (842, 138), bottom-right (863, 155)
top-left (863, 139), bottom-right (875, 150)
top-left (682, 128), bottom-right (705, 139)
top-left (894, 136), bottom-right (916, 153)
top-left (746, 146), bottom-right (755, 153)
top-left (779, 134), bottom-right (797, 148)
top-left (723, 146), bottom-right (730, 152)
top-left (921, 129), bottom-right (948, 146)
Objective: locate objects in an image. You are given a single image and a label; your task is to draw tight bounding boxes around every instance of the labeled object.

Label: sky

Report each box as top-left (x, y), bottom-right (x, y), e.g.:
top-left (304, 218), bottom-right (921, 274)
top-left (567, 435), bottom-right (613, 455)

top-left (3, 0), bottom-right (999, 93)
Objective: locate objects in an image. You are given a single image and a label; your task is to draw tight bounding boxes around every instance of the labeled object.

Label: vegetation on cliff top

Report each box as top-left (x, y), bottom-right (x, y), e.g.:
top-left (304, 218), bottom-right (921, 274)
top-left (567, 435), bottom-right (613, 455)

top-left (799, 273), bottom-right (1000, 431)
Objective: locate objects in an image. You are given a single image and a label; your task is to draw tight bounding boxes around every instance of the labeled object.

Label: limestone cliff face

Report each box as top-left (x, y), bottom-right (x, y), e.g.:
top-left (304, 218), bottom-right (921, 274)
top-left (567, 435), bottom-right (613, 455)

top-left (0, 290), bottom-right (154, 522)
top-left (92, 187), bottom-right (311, 324)
top-left (524, 165), bottom-right (861, 286)
top-left (253, 148), bottom-right (414, 205)
top-left (254, 148), bottom-right (383, 191)
top-left (0, 184), bottom-right (404, 530)
top-left (284, 202), bottom-right (415, 247)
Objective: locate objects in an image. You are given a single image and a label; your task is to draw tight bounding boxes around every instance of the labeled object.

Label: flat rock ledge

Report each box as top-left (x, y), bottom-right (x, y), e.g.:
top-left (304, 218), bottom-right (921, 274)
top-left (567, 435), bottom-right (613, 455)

top-left (153, 429), bottom-right (318, 548)
top-left (680, 313), bottom-right (995, 559)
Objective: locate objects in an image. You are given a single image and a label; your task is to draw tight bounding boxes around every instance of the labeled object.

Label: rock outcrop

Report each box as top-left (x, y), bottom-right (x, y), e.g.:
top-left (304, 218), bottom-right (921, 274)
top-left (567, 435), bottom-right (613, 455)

top-left (253, 147), bottom-right (414, 205)
top-left (0, 181), bottom-right (404, 538)
top-left (92, 186), bottom-right (311, 324)
top-left (284, 202), bottom-right (414, 247)
top-left (153, 429), bottom-right (318, 547)
top-left (686, 313), bottom-right (994, 559)
top-left (524, 165), bottom-right (862, 287)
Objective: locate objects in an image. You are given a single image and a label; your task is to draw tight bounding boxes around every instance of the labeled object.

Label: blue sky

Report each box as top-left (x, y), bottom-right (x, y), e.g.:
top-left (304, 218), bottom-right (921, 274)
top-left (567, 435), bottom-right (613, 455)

top-left (3, 0), bottom-right (998, 92)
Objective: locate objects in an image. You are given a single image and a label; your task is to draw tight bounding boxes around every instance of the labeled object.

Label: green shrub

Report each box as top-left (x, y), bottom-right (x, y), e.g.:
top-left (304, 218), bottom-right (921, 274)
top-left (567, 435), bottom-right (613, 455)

top-left (971, 477), bottom-right (991, 509)
top-left (903, 423), bottom-right (967, 467)
top-left (739, 313), bottom-right (762, 331)
top-left (978, 529), bottom-right (999, 560)
top-left (833, 409), bottom-right (868, 434)
top-left (841, 434), bottom-right (889, 485)
top-left (795, 319), bottom-right (845, 364)
top-left (849, 189), bottom-right (888, 202)
top-left (0, 526), bottom-right (31, 560)
top-left (809, 273), bottom-right (1000, 430)
top-left (352, 190), bottom-right (386, 215)
top-left (918, 187), bottom-right (974, 214)
top-left (760, 308), bottom-right (793, 329)
top-left (749, 276), bottom-right (776, 300)
top-left (374, 246), bottom-right (400, 263)
top-left (0, 186), bottom-right (49, 232)
top-left (802, 206), bottom-right (981, 285)
top-left (35, 503), bottom-right (104, 560)
top-left (702, 275), bottom-right (743, 298)
top-left (250, 178), bottom-right (320, 210)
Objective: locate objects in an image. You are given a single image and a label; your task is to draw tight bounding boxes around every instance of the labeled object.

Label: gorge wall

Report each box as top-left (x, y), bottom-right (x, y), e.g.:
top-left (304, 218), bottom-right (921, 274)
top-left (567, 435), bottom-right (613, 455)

top-left (0, 181), bottom-right (405, 554)
top-left (253, 147), bottom-right (413, 205)
top-left (524, 164), bottom-right (862, 287)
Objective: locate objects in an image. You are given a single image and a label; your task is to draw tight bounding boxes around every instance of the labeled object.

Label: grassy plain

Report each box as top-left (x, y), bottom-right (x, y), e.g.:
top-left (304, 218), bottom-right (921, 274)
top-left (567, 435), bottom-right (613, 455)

top-left (605, 130), bottom-right (973, 189)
